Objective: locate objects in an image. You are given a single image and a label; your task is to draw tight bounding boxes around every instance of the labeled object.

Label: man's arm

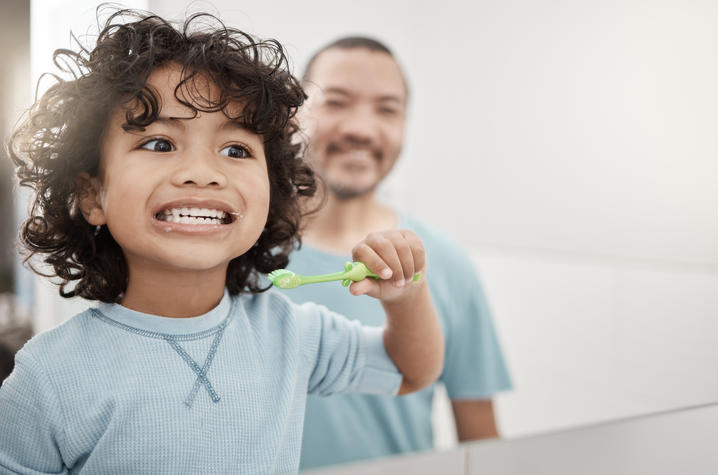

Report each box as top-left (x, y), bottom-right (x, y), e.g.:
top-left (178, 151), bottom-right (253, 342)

top-left (452, 399), bottom-right (500, 441)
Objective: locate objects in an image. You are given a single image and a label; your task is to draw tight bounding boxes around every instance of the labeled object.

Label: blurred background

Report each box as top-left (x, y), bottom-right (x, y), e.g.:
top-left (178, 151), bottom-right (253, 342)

top-left (2, 0), bottom-right (717, 459)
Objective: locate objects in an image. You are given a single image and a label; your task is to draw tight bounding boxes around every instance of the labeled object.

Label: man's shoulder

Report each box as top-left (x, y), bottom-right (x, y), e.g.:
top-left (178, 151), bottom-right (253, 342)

top-left (398, 213), bottom-right (488, 314)
top-left (399, 213), bottom-right (472, 266)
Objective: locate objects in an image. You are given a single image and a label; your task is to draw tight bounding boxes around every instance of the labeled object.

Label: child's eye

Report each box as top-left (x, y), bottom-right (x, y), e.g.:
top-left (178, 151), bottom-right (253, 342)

top-left (141, 139), bottom-right (174, 152)
top-left (220, 145), bottom-right (251, 159)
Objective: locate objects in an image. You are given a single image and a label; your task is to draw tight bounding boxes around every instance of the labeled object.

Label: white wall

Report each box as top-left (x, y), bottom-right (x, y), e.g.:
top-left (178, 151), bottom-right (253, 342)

top-left (477, 248), bottom-right (718, 437)
top-left (29, 0), bottom-right (149, 332)
top-left (27, 0), bottom-right (718, 443)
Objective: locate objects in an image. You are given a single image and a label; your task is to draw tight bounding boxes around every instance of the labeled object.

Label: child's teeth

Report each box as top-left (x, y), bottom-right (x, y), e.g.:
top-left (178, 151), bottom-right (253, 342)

top-left (158, 207), bottom-right (232, 224)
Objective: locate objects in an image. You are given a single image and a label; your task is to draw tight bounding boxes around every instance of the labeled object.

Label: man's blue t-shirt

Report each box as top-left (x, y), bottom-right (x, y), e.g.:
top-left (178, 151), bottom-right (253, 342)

top-left (290, 214), bottom-right (513, 469)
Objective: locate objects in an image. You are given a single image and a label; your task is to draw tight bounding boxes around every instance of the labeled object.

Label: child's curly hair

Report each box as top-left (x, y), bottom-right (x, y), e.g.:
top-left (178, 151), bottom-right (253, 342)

top-left (8, 9), bottom-right (316, 302)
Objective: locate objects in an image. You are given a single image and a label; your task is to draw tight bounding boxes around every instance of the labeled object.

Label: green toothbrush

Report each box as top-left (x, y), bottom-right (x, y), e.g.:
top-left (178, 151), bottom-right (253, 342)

top-left (268, 261), bottom-right (421, 289)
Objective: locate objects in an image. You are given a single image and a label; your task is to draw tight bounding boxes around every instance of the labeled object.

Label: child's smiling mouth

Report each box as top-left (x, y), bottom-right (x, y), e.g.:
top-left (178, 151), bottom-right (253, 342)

top-left (155, 207), bottom-right (234, 225)
top-left (151, 200), bottom-right (243, 233)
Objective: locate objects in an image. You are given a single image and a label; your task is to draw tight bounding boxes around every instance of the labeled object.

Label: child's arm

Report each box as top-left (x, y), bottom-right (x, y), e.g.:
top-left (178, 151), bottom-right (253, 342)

top-left (348, 230), bottom-right (444, 395)
top-left (0, 350), bottom-right (66, 472)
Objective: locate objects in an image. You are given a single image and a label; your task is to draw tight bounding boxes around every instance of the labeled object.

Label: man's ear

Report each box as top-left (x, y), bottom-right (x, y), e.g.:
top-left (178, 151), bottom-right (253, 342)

top-left (76, 172), bottom-right (106, 226)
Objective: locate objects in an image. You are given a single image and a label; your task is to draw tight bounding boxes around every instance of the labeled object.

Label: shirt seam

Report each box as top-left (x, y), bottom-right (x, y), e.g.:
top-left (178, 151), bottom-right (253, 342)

top-left (88, 297), bottom-right (236, 341)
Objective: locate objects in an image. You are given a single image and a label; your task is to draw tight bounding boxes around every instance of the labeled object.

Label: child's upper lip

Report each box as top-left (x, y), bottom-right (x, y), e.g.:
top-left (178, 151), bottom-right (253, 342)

top-left (152, 198), bottom-right (239, 217)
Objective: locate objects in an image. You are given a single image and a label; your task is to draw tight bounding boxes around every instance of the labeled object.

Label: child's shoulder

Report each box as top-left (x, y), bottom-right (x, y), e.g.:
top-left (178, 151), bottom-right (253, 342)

top-left (232, 288), bottom-right (290, 321)
top-left (233, 288), bottom-right (331, 329)
top-left (16, 308), bottom-right (98, 367)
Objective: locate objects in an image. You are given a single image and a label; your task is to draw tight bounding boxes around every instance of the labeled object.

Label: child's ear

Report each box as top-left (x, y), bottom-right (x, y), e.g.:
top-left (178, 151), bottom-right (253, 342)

top-left (76, 172), bottom-right (106, 226)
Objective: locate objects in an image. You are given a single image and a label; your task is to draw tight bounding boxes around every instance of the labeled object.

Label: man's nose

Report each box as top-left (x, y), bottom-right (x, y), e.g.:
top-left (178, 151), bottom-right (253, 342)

top-left (336, 105), bottom-right (379, 143)
top-left (170, 150), bottom-right (227, 188)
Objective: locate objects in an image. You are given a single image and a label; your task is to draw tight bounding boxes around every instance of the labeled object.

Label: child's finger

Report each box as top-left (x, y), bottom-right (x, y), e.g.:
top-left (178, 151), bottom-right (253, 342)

top-left (349, 278), bottom-right (375, 296)
top-left (392, 234), bottom-right (415, 285)
top-left (352, 234), bottom-right (401, 281)
top-left (367, 231), bottom-right (415, 287)
top-left (401, 229), bottom-right (426, 277)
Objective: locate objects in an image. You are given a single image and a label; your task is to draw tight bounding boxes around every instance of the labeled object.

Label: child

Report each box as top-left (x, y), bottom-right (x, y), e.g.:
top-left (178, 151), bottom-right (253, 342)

top-left (0, 9), bottom-right (443, 474)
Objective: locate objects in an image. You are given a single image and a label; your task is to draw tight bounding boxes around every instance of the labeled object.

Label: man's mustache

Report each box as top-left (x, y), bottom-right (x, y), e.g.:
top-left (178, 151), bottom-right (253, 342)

top-left (325, 139), bottom-right (381, 160)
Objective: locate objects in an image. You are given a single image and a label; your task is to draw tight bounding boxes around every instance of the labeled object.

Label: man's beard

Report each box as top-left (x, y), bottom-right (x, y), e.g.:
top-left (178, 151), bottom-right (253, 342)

top-left (326, 180), bottom-right (377, 200)
top-left (309, 142), bottom-right (382, 200)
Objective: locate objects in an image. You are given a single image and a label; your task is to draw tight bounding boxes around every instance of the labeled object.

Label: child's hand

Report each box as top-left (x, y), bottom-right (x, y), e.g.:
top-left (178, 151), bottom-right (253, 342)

top-left (349, 229), bottom-right (426, 302)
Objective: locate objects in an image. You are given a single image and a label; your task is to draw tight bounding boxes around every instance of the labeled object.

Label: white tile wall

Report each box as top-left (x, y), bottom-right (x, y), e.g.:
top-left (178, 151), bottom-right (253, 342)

top-left (470, 247), bottom-right (718, 438)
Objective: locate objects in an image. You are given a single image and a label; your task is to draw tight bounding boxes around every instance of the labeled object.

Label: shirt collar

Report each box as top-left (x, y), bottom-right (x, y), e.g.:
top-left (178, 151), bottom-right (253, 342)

top-left (95, 289), bottom-right (232, 335)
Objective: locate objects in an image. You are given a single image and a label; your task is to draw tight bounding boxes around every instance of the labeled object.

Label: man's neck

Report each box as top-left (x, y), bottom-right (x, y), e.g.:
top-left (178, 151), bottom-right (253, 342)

top-left (302, 192), bottom-right (398, 255)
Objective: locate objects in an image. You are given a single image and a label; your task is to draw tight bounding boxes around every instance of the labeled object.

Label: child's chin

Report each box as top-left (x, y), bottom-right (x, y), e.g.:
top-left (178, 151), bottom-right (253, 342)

top-left (162, 255), bottom-right (233, 273)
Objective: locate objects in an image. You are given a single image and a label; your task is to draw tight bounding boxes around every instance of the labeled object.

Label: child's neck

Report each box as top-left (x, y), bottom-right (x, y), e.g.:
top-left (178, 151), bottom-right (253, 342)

top-left (121, 262), bottom-right (228, 318)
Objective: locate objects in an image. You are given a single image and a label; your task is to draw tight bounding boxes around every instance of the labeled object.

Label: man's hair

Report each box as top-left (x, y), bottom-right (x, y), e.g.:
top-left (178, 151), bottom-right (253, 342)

top-left (8, 9), bottom-right (316, 302)
top-left (302, 36), bottom-right (407, 94)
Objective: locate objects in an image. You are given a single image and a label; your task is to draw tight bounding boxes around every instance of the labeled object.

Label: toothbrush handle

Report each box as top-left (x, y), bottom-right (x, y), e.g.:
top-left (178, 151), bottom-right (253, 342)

top-left (355, 271), bottom-right (422, 283)
top-left (366, 271), bottom-right (422, 281)
top-left (298, 262), bottom-right (422, 288)
top-left (301, 270), bottom-right (352, 284)
top-left (348, 262), bottom-right (421, 282)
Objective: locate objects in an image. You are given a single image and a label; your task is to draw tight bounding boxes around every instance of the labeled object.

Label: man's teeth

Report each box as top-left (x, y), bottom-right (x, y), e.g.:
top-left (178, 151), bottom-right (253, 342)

top-left (349, 150), bottom-right (373, 159)
top-left (158, 207), bottom-right (229, 224)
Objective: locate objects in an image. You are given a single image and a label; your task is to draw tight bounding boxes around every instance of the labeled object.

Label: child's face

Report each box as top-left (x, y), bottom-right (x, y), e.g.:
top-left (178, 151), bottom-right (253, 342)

top-left (85, 64), bottom-right (270, 277)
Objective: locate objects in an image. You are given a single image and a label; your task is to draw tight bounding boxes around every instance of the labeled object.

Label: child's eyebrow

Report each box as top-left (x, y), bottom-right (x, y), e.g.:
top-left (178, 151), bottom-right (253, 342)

top-left (147, 115), bottom-right (253, 134)
top-left (220, 119), bottom-right (253, 133)
top-left (153, 116), bottom-right (189, 130)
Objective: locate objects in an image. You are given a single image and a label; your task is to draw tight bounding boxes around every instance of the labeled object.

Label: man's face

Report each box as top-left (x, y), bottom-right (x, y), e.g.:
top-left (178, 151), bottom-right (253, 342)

top-left (301, 48), bottom-right (407, 200)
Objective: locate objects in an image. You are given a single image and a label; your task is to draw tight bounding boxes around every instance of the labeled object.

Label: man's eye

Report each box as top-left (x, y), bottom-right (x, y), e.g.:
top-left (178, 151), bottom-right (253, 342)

top-left (220, 145), bottom-right (251, 159)
top-left (141, 139), bottom-right (174, 152)
top-left (325, 100), bottom-right (347, 108)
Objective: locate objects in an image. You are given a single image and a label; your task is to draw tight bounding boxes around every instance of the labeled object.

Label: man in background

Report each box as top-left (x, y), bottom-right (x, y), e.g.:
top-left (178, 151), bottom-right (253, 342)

top-left (290, 37), bottom-right (513, 469)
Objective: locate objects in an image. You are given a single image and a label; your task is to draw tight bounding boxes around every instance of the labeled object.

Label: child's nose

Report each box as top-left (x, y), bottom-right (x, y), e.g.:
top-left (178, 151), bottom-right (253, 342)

top-left (171, 152), bottom-right (227, 188)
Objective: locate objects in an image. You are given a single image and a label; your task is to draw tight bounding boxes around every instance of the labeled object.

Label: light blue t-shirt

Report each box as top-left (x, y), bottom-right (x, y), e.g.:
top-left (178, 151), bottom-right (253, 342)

top-left (0, 289), bottom-right (401, 474)
top-left (292, 214), bottom-right (512, 469)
